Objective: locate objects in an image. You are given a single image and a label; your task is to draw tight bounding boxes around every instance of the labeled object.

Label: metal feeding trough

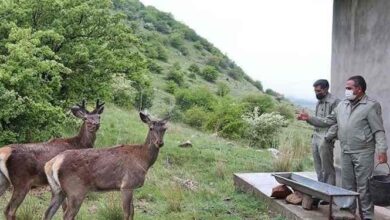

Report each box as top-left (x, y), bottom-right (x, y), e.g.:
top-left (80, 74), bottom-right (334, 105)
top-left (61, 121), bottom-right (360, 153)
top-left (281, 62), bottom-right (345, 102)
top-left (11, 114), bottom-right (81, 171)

top-left (272, 173), bottom-right (363, 220)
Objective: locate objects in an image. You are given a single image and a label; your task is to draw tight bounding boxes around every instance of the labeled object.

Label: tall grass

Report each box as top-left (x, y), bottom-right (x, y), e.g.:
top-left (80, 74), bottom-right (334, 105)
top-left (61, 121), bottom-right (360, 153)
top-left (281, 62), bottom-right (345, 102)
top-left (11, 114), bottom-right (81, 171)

top-left (272, 122), bottom-right (312, 172)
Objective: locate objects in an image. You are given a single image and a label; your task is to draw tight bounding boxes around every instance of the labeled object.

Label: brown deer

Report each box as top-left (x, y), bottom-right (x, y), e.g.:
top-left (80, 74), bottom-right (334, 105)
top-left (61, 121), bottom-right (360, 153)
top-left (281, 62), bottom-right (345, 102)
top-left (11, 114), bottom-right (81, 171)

top-left (43, 112), bottom-right (168, 220)
top-left (0, 100), bottom-right (104, 220)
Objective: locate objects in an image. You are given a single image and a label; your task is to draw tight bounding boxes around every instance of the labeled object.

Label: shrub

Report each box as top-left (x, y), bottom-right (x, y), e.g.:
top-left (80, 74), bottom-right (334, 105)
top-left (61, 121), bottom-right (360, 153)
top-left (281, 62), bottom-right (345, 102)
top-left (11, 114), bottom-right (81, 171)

top-left (253, 80), bottom-right (263, 92)
top-left (169, 32), bottom-right (184, 49)
top-left (275, 102), bottom-right (295, 120)
top-left (205, 98), bottom-right (246, 139)
top-left (165, 80), bottom-right (178, 94)
top-left (227, 66), bottom-right (245, 80)
top-left (188, 64), bottom-right (201, 74)
top-left (111, 74), bottom-right (137, 108)
top-left (200, 66), bottom-right (218, 82)
top-left (183, 106), bottom-right (209, 129)
top-left (175, 87), bottom-right (216, 111)
top-left (242, 108), bottom-right (288, 148)
top-left (193, 41), bottom-right (203, 50)
top-left (148, 61), bottom-right (163, 74)
top-left (166, 65), bottom-right (185, 86)
top-left (216, 82), bottom-right (230, 97)
top-left (241, 94), bottom-right (275, 114)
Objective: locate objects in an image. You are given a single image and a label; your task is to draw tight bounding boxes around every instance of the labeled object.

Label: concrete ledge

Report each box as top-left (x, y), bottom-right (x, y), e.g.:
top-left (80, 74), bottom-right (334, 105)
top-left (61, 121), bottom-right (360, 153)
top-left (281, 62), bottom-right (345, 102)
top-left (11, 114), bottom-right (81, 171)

top-left (234, 172), bottom-right (390, 220)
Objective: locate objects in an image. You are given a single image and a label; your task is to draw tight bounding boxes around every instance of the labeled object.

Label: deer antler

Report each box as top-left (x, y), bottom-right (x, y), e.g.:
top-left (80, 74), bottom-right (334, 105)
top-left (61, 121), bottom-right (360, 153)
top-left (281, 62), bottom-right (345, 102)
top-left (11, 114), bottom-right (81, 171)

top-left (91, 99), bottom-right (105, 114)
top-left (76, 99), bottom-right (87, 110)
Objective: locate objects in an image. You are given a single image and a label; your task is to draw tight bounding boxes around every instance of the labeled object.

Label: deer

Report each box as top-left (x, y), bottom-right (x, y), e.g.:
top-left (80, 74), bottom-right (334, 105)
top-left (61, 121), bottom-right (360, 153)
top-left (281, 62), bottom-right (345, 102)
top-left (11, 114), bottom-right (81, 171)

top-left (43, 112), bottom-right (168, 220)
top-left (0, 100), bottom-right (104, 220)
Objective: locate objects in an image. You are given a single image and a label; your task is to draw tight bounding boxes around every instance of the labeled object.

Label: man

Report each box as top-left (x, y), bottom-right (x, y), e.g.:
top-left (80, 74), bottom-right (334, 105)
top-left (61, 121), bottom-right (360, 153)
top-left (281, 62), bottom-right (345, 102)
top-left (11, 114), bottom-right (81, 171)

top-left (298, 75), bottom-right (388, 220)
top-left (310, 79), bottom-right (340, 187)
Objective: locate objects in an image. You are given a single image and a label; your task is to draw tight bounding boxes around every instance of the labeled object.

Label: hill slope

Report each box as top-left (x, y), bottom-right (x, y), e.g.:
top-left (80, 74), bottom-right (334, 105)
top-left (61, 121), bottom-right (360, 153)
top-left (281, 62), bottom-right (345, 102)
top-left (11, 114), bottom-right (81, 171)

top-left (112, 0), bottom-right (266, 111)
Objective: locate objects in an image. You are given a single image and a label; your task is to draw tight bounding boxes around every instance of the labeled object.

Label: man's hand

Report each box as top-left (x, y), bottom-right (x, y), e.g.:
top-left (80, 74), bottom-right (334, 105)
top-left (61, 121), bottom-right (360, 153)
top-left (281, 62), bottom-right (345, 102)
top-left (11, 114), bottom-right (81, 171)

top-left (297, 110), bottom-right (310, 121)
top-left (378, 152), bottom-right (388, 164)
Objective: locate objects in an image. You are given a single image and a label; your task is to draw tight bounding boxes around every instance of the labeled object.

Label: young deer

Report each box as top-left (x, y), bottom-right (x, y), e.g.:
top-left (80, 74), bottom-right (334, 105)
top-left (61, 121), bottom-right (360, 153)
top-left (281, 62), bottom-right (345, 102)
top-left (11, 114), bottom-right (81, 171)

top-left (43, 112), bottom-right (168, 220)
top-left (0, 100), bottom-right (104, 220)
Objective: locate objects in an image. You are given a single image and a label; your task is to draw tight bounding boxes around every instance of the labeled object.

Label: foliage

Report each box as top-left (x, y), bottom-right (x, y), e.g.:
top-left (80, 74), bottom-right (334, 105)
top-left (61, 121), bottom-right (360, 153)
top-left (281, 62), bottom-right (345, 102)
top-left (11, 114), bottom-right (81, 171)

top-left (0, 0), bottom-right (153, 144)
top-left (111, 74), bottom-right (137, 109)
top-left (183, 106), bottom-right (209, 129)
top-left (241, 94), bottom-right (275, 114)
top-left (200, 65), bottom-right (219, 82)
top-left (206, 98), bottom-right (246, 139)
top-left (147, 60), bottom-right (163, 74)
top-left (216, 82), bottom-right (230, 97)
top-left (242, 107), bottom-right (288, 148)
top-left (275, 102), bottom-right (295, 120)
top-left (164, 80), bottom-right (178, 94)
top-left (253, 80), bottom-right (263, 92)
top-left (265, 88), bottom-right (279, 97)
top-left (188, 63), bottom-right (201, 74)
top-left (166, 64), bottom-right (185, 86)
top-left (175, 87), bottom-right (216, 111)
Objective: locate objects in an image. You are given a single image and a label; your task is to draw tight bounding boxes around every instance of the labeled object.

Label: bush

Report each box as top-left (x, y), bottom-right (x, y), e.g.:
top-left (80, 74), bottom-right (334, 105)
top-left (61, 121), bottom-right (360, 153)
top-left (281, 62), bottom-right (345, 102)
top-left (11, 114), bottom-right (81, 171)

top-left (200, 66), bottom-right (219, 82)
top-left (205, 98), bottom-right (246, 139)
top-left (241, 94), bottom-right (275, 114)
top-left (253, 80), bottom-right (263, 92)
top-left (166, 66), bottom-right (185, 86)
top-left (169, 32), bottom-right (184, 49)
top-left (227, 67), bottom-right (244, 80)
top-left (216, 82), bottom-right (230, 97)
top-left (242, 108), bottom-right (288, 148)
top-left (188, 64), bottom-right (201, 74)
top-left (183, 106), bottom-right (209, 129)
top-left (275, 102), bottom-right (295, 120)
top-left (148, 61), bottom-right (163, 74)
top-left (175, 87), bottom-right (216, 111)
top-left (165, 80), bottom-right (178, 94)
top-left (111, 74), bottom-right (137, 108)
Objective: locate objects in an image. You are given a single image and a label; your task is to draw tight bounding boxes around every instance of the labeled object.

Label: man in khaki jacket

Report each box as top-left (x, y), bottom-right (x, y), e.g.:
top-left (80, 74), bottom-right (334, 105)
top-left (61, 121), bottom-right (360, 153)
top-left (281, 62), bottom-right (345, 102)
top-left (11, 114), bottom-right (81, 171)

top-left (310, 79), bottom-right (340, 187)
top-left (298, 75), bottom-right (387, 220)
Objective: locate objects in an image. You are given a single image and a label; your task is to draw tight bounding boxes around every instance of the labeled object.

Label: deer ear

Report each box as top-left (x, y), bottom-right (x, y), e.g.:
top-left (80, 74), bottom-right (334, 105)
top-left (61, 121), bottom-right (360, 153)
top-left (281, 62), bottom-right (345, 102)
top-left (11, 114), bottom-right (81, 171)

top-left (139, 112), bottom-right (151, 124)
top-left (71, 106), bottom-right (86, 118)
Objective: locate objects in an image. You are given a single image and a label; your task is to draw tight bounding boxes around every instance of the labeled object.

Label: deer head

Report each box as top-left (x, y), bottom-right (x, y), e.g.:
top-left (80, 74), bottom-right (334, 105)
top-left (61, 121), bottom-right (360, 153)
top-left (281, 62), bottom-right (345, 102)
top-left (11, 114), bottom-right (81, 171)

top-left (71, 99), bottom-right (105, 132)
top-left (140, 112), bottom-right (168, 148)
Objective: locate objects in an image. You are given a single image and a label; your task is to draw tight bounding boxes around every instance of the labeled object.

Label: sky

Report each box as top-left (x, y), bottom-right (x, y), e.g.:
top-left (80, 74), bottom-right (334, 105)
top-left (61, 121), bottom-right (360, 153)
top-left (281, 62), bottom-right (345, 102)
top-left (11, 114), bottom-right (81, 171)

top-left (140, 0), bottom-right (333, 101)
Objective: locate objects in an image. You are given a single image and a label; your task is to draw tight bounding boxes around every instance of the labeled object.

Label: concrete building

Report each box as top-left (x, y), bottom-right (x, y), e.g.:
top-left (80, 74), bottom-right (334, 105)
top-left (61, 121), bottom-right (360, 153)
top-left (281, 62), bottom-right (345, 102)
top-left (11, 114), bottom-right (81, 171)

top-left (331, 0), bottom-right (390, 172)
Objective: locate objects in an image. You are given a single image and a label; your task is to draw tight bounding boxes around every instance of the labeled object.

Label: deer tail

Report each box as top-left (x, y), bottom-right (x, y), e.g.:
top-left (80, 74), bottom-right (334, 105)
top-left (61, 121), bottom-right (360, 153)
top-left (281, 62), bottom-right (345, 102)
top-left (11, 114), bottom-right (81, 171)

top-left (45, 155), bottom-right (65, 194)
top-left (0, 147), bottom-right (12, 184)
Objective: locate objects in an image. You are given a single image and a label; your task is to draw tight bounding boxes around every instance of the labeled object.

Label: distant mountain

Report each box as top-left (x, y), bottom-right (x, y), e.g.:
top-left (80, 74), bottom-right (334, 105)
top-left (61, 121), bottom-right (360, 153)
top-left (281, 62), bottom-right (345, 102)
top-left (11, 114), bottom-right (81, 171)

top-left (287, 96), bottom-right (316, 111)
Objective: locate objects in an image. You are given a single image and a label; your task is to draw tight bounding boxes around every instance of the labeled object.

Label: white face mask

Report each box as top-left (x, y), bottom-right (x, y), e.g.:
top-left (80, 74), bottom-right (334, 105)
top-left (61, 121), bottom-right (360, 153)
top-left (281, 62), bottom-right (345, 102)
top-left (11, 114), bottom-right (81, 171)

top-left (345, 89), bottom-right (356, 100)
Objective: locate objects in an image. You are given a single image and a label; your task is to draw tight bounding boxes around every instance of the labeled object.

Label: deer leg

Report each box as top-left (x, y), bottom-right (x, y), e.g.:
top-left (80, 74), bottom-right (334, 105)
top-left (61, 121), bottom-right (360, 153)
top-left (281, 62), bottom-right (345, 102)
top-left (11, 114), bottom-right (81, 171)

top-left (62, 198), bottom-right (68, 213)
top-left (0, 172), bottom-right (10, 197)
top-left (4, 184), bottom-right (30, 220)
top-left (63, 193), bottom-right (86, 220)
top-left (121, 189), bottom-right (134, 220)
top-left (43, 191), bottom-right (66, 220)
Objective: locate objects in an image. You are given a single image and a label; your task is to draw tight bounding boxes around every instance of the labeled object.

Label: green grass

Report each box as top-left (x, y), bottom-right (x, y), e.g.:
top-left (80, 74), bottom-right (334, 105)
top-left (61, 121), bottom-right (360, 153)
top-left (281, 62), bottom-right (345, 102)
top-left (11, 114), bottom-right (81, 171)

top-left (0, 104), bottom-right (311, 220)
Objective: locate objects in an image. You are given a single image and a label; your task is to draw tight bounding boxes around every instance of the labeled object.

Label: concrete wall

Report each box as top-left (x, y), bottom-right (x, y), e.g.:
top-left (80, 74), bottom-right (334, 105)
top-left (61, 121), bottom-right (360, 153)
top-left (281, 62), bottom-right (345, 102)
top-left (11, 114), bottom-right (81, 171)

top-left (331, 0), bottom-right (390, 172)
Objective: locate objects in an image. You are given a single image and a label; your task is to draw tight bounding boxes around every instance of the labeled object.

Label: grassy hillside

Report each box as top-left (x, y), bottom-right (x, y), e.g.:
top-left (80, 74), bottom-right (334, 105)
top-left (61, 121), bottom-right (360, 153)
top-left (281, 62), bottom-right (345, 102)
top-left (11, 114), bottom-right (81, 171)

top-left (112, 0), bottom-right (270, 111)
top-left (0, 105), bottom-right (312, 220)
